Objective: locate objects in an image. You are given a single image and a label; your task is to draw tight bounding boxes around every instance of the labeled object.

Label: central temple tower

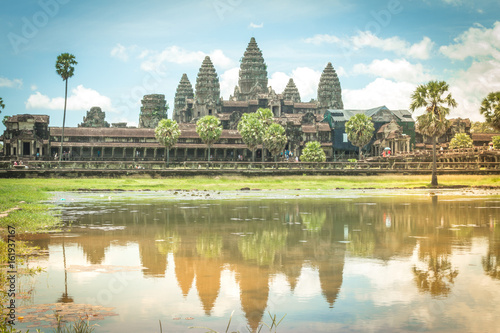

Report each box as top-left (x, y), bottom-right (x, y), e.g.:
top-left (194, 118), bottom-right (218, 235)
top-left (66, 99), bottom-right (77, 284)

top-left (233, 37), bottom-right (268, 101)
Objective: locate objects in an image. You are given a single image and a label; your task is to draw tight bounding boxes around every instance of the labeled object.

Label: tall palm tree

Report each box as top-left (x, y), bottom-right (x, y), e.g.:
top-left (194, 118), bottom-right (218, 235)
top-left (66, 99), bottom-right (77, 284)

top-left (410, 81), bottom-right (457, 187)
top-left (0, 97), bottom-right (5, 112)
top-left (55, 53), bottom-right (77, 164)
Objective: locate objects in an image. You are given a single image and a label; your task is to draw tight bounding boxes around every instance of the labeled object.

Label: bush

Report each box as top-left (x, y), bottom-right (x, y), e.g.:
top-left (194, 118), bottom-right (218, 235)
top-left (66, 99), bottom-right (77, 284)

top-left (492, 136), bottom-right (500, 149)
top-left (449, 133), bottom-right (473, 149)
top-left (300, 141), bottom-right (326, 162)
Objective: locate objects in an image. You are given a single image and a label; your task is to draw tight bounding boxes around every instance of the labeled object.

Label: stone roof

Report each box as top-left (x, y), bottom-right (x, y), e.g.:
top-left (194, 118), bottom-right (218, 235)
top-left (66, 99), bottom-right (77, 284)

top-left (6, 114), bottom-right (49, 123)
top-left (301, 125), bottom-right (317, 133)
top-left (472, 133), bottom-right (499, 142)
top-left (293, 102), bottom-right (317, 109)
top-left (223, 101), bottom-right (249, 108)
top-left (317, 62), bottom-right (343, 109)
top-left (318, 123), bottom-right (331, 132)
top-left (50, 125), bottom-right (242, 139)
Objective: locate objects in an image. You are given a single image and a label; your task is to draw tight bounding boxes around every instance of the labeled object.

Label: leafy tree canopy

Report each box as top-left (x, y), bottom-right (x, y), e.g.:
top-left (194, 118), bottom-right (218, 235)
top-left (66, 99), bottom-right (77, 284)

top-left (196, 115), bottom-right (222, 146)
top-left (345, 113), bottom-right (374, 158)
top-left (263, 123), bottom-right (287, 158)
top-left (55, 53), bottom-right (77, 81)
top-left (449, 133), bottom-right (473, 149)
top-left (480, 91), bottom-right (500, 131)
top-left (300, 141), bottom-right (326, 162)
top-left (155, 119), bottom-right (181, 149)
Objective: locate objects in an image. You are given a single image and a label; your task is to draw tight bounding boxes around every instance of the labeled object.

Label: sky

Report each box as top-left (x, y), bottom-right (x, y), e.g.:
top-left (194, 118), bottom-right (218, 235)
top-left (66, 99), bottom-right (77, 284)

top-left (1, 0), bottom-right (500, 131)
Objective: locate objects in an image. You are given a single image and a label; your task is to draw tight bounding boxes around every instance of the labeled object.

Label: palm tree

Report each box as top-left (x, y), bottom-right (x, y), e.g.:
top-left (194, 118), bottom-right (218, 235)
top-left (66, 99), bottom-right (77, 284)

top-left (410, 81), bottom-right (457, 187)
top-left (0, 97), bottom-right (5, 113)
top-left (345, 113), bottom-right (375, 160)
top-left (155, 119), bottom-right (181, 167)
top-left (55, 53), bottom-right (77, 164)
top-left (479, 91), bottom-right (500, 131)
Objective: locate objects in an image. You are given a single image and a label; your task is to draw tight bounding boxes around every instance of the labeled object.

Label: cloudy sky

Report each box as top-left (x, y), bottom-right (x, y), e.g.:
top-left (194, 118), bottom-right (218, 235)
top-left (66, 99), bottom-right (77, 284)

top-left (1, 0), bottom-right (499, 130)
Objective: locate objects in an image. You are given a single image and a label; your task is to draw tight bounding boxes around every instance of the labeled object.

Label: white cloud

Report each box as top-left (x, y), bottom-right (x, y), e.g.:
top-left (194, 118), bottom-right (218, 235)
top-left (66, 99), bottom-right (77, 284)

top-left (343, 78), bottom-right (416, 110)
top-left (447, 59), bottom-right (500, 120)
top-left (268, 67), bottom-right (322, 102)
top-left (140, 46), bottom-right (234, 73)
top-left (30, 84), bottom-right (37, 91)
top-left (110, 43), bottom-right (136, 62)
top-left (249, 22), bottom-right (264, 28)
top-left (0, 76), bottom-right (23, 88)
top-left (352, 59), bottom-right (433, 83)
top-left (303, 34), bottom-right (342, 45)
top-left (440, 21), bottom-right (500, 60)
top-left (219, 67), bottom-right (239, 99)
top-left (25, 85), bottom-right (113, 112)
top-left (304, 31), bottom-right (434, 60)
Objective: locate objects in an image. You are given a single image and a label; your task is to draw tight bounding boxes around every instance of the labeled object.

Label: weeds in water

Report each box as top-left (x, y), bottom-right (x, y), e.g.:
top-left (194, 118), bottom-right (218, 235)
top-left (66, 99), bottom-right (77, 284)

top-left (189, 311), bottom-right (286, 333)
top-left (53, 313), bottom-right (96, 333)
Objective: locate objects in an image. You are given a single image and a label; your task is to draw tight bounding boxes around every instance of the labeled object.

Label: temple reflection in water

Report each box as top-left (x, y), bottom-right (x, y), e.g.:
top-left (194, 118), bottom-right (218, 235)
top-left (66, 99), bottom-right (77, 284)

top-left (28, 192), bottom-right (500, 332)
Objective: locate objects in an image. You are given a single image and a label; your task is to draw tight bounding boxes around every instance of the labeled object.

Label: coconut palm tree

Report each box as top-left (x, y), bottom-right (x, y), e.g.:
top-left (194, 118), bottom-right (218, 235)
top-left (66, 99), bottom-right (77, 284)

top-left (55, 53), bottom-right (77, 164)
top-left (410, 81), bottom-right (457, 187)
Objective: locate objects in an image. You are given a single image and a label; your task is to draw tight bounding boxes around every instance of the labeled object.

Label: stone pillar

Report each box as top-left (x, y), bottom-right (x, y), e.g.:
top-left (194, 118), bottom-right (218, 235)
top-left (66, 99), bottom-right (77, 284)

top-left (143, 148), bottom-right (147, 158)
top-left (91, 147), bottom-right (94, 159)
top-left (154, 148), bottom-right (158, 159)
top-left (112, 147), bottom-right (115, 159)
top-left (123, 148), bottom-right (126, 159)
top-left (133, 148), bottom-right (136, 159)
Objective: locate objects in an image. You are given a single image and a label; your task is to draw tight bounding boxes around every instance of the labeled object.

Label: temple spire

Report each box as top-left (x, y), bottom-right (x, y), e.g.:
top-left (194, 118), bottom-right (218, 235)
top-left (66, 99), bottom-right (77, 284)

top-left (173, 74), bottom-right (194, 122)
top-left (283, 78), bottom-right (301, 103)
top-left (317, 62), bottom-right (343, 110)
top-left (195, 56), bottom-right (220, 105)
top-left (235, 37), bottom-right (268, 101)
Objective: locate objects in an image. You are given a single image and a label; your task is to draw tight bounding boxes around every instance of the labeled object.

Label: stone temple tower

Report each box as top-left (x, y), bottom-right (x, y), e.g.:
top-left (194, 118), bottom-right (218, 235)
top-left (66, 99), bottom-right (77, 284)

top-left (173, 73), bottom-right (194, 123)
top-left (282, 78), bottom-right (301, 103)
top-left (138, 94), bottom-right (168, 128)
top-left (233, 37), bottom-right (268, 101)
top-left (317, 62), bottom-right (343, 111)
top-left (193, 56), bottom-right (221, 120)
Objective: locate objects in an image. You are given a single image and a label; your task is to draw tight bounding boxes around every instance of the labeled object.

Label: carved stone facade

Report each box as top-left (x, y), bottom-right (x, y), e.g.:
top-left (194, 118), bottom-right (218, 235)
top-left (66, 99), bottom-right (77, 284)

top-left (138, 94), bottom-right (168, 128)
top-left (79, 106), bottom-right (110, 128)
top-left (2, 114), bottom-right (50, 158)
top-left (193, 56), bottom-right (221, 121)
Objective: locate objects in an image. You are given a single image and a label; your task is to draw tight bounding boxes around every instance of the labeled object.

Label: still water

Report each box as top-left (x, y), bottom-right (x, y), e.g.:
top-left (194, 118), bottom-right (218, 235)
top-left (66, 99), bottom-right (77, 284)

top-left (16, 190), bottom-right (500, 332)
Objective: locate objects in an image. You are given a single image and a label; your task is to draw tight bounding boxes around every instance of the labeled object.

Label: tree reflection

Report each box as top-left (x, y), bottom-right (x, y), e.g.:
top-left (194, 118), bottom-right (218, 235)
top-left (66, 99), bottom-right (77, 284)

top-left (155, 231), bottom-right (180, 255)
top-left (413, 245), bottom-right (458, 297)
top-left (196, 233), bottom-right (223, 259)
top-left (300, 211), bottom-right (326, 232)
top-left (238, 229), bottom-right (288, 266)
top-left (483, 225), bottom-right (500, 280)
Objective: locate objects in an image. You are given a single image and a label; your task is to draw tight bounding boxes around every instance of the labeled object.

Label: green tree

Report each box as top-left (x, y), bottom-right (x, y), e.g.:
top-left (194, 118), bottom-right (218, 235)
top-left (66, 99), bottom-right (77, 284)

top-left (471, 121), bottom-right (496, 134)
top-left (480, 92), bottom-right (500, 131)
top-left (237, 112), bottom-right (264, 162)
top-left (0, 97), bottom-right (4, 114)
top-left (196, 115), bottom-right (222, 163)
top-left (345, 113), bottom-right (375, 160)
top-left (300, 141), bottom-right (326, 162)
top-left (154, 119), bottom-right (181, 167)
top-left (410, 80), bottom-right (457, 187)
top-left (492, 136), bottom-right (500, 149)
top-left (449, 133), bottom-right (473, 149)
top-left (55, 53), bottom-right (77, 164)
top-left (256, 108), bottom-right (273, 162)
top-left (263, 123), bottom-right (287, 163)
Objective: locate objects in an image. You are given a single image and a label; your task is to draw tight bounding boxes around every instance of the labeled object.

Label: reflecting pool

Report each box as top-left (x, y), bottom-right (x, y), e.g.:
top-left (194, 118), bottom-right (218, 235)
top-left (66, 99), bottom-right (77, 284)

top-left (16, 190), bottom-right (500, 332)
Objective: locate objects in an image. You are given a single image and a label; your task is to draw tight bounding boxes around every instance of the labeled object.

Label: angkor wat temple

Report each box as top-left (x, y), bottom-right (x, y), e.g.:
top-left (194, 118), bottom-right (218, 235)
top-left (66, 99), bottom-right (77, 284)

top-left (1, 38), bottom-right (417, 161)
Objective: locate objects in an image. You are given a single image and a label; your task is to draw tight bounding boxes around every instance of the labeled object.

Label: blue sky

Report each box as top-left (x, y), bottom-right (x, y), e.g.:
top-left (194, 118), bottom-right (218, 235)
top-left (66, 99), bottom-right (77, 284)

top-left (1, 0), bottom-right (500, 130)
